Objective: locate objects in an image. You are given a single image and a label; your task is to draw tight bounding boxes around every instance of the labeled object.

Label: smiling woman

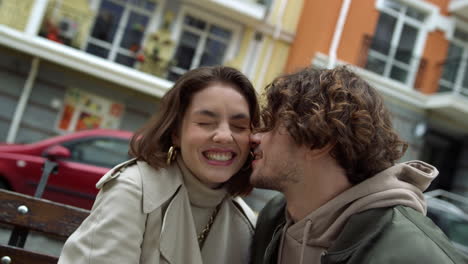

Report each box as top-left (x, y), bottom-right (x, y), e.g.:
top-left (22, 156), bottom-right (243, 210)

top-left (58, 66), bottom-right (260, 264)
top-left (174, 84), bottom-right (252, 188)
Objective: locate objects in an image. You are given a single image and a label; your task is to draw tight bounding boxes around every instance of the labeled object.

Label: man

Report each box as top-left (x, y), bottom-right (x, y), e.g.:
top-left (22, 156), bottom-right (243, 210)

top-left (249, 66), bottom-right (465, 264)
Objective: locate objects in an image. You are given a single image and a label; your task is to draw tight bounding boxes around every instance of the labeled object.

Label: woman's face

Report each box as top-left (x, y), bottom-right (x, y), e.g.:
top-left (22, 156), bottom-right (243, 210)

top-left (174, 84), bottom-right (251, 188)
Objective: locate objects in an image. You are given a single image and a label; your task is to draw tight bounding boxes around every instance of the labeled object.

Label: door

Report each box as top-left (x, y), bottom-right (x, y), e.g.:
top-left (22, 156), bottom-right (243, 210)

top-left (43, 137), bottom-right (130, 209)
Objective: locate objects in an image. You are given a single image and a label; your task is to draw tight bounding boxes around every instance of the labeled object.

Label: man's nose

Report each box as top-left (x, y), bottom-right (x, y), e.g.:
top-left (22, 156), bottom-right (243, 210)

top-left (250, 133), bottom-right (261, 148)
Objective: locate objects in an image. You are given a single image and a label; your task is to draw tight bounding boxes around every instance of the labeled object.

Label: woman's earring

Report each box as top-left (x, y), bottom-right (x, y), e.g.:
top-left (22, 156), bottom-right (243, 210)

top-left (241, 151), bottom-right (254, 171)
top-left (167, 146), bottom-right (178, 165)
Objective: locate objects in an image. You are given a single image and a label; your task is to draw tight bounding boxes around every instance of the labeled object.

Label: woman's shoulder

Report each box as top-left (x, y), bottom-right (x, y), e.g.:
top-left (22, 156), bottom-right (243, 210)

top-left (94, 159), bottom-right (184, 213)
top-left (229, 197), bottom-right (257, 230)
top-left (95, 159), bottom-right (182, 188)
top-left (95, 158), bottom-right (140, 189)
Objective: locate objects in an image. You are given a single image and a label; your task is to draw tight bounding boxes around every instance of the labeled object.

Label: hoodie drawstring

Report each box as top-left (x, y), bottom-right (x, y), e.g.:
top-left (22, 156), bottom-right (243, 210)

top-left (299, 220), bottom-right (312, 264)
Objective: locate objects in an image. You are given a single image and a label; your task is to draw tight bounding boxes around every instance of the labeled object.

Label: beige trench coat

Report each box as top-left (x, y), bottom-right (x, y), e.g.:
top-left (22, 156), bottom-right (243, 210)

top-left (58, 159), bottom-right (256, 264)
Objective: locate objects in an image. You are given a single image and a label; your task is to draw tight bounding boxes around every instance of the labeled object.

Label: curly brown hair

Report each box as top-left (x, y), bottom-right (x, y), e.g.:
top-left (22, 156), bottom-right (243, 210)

top-left (260, 66), bottom-right (408, 184)
top-left (130, 66), bottom-right (260, 196)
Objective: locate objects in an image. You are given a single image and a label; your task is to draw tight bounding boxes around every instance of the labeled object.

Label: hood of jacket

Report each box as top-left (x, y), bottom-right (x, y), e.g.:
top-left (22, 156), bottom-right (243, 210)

top-left (280, 160), bottom-right (438, 264)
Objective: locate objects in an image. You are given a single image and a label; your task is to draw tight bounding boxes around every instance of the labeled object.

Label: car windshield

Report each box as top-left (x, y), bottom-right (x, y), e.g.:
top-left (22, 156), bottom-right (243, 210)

top-left (425, 190), bottom-right (468, 257)
top-left (427, 206), bottom-right (468, 247)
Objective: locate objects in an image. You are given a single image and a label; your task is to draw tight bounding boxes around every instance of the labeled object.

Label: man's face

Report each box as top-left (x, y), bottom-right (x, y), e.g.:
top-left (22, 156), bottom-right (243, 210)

top-left (249, 125), bottom-right (305, 191)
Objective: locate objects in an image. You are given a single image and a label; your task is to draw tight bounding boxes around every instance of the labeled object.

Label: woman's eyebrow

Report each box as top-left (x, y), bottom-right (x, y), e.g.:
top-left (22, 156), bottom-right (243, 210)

top-left (194, 110), bottom-right (249, 120)
top-left (230, 113), bottom-right (250, 120)
top-left (194, 109), bottom-right (217, 118)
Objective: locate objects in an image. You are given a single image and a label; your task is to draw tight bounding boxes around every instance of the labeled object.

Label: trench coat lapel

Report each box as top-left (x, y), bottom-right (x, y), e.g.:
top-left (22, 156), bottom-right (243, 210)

top-left (200, 202), bottom-right (229, 263)
top-left (159, 186), bottom-right (203, 264)
top-left (138, 161), bottom-right (182, 213)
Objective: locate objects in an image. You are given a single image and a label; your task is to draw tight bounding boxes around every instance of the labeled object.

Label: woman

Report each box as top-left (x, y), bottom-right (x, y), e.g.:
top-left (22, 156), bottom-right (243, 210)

top-left (58, 66), bottom-right (260, 264)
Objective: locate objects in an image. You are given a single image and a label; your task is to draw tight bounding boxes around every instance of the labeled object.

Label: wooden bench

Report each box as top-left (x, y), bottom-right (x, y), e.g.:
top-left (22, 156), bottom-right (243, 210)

top-left (0, 189), bottom-right (90, 264)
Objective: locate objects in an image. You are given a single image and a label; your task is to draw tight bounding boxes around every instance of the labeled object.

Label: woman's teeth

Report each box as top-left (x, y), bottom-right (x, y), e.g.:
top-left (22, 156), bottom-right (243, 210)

top-left (205, 152), bottom-right (233, 161)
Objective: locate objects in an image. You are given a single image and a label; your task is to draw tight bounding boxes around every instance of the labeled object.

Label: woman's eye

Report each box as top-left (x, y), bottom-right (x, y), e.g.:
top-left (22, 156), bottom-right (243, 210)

top-left (197, 122), bottom-right (213, 126)
top-left (232, 125), bottom-right (249, 131)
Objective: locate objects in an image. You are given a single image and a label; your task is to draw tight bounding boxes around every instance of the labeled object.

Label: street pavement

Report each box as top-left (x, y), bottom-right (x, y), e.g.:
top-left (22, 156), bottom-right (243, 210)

top-left (0, 226), bottom-right (63, 257)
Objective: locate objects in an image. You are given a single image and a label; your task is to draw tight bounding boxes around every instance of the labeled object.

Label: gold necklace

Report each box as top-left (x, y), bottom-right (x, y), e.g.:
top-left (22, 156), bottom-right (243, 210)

top-left (197, 202), bottom-right (222, 248)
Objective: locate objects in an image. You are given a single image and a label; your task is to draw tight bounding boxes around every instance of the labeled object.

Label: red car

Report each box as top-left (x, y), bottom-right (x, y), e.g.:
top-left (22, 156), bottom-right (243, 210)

top-left (0, 129), bottom-right (133, 209)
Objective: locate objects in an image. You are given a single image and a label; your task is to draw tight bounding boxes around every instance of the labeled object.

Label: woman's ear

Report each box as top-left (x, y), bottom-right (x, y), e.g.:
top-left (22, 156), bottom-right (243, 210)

top-left (172, 132), bottom-right (180, 147)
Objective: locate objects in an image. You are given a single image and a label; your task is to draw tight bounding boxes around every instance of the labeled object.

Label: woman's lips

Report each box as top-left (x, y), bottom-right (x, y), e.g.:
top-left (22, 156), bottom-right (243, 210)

top-left (202, 150), bottom-right (236, 166)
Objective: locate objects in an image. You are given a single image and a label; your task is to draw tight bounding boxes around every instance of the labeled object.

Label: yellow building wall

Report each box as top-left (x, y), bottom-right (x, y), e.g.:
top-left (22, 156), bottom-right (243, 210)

top-left (226, 28), bottom-right (255, 70)
top-left (0, 0), bottom-right (34, 31)
top-left (262, 40), bottom-right (290, 88)
top-left (251, 36), bottom-right (290, 91)
top-left (267, 0), bottom-right (304, 33)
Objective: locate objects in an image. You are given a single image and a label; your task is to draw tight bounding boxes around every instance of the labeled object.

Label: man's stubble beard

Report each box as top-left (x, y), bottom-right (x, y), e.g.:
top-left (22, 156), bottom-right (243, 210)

top-left (250, 158), bottom-right (300, 192)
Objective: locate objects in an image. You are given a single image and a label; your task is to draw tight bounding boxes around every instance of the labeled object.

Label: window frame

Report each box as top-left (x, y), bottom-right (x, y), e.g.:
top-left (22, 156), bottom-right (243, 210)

top-left (370, 0), bottom-right (439, 87)
top-left (439, 19), bottom-right (468, 96)
top-left (369, 0), bottom-right (429, 86)
top-left (84, 0), bottom-right (165, 65)
top-left (169, 5), bottom-right (242, 77)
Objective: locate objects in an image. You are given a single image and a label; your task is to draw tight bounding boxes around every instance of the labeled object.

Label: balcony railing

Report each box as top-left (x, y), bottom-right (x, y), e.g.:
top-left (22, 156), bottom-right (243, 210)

top-left (38, 1), bottom-right (94, 49)
top-left (1, 0), bottom-right (250, 84)
top-left (358, 34), bottom-right (427, 89)
top-left (35, 1), bottom-right (176, 79)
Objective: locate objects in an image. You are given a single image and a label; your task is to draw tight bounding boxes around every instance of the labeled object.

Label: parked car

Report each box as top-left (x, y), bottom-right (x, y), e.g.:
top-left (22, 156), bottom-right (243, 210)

top-left (0, 129), bottom-right (132, 209)
top-left (425, 189), bottom-right (468, 258)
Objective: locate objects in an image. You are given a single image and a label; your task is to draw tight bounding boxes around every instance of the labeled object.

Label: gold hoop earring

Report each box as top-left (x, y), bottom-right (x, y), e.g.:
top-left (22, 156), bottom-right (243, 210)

top-left (241, 151), bottom-right (254, 171)
top-left (167, 146), bottom-right (178, 165)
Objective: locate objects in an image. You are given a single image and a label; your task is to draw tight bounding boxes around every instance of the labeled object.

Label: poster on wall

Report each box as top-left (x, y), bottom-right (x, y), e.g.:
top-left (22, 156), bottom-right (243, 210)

top-left (56, 88), bottom-right (125, 132)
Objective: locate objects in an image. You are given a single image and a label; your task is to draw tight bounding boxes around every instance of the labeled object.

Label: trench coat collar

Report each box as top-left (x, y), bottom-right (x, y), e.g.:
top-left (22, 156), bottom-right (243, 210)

top-left (137, 160), bottom-right (183, 213)
top-left (138, 160), bottom-right (203, 263)
top-left (159, 185), bottom-right (204, 264)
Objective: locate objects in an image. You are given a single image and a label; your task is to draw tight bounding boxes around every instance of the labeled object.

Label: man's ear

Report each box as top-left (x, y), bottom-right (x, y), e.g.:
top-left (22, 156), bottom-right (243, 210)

top-left (307, 143), bottom-right (335, 160)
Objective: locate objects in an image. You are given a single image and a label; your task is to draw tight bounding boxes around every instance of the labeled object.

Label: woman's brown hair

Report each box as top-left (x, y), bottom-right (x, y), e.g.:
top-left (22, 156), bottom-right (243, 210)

top-left (260, 66), bottom-right (408, 184)
top-left (130, 66), bottom-right (259, 196)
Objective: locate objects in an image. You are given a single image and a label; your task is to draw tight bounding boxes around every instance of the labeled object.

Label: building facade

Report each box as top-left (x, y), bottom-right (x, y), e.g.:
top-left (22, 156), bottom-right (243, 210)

top-left (287, 0), bottom-right (468, 196)
top-left (0, 0), bottom-right (303, 143)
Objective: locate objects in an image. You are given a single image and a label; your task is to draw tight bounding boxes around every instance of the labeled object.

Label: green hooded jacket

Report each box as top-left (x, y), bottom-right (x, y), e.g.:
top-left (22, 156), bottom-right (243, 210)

top-left (251, 195), bottom-right (467, 264)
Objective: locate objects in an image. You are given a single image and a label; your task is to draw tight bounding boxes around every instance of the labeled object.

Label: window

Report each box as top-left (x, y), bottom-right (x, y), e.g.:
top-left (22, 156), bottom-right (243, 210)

top-left (366, 0), bottom-right (427, 85)
top-left (86, 0), bottom-right (158, 68)
top-left (439, 29), bottom-right (468, 96)
top-left (65, 137), bottom-right (130, 168)
top-left (168, 11), bottom-right (238, 81)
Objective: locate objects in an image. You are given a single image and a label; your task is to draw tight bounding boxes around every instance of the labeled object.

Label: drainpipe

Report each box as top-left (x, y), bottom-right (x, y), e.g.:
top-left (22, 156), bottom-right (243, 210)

top-left (7, 57), bottom-right (41, 143)
top-left (257, 0), bottom-right (288, 88)
top-left (328, 0), bottom-right (352, 69)
top-left (25, 0), bottom-right (49, 36)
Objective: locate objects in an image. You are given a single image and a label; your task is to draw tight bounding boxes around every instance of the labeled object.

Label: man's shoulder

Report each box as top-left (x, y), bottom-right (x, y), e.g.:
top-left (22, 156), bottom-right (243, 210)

top-left (390, 206), bottom-right (466, 262)
top-left (251, 194), bottom-right (287, 264)
top-left (327, 206), bottom-right (465, 264)
top-left (258, 194), bottom-right (287, 223)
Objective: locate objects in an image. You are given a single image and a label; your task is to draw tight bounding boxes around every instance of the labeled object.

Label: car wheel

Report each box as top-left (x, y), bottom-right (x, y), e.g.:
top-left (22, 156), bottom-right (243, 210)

top-left (0, 178), bottom-right (10, 190)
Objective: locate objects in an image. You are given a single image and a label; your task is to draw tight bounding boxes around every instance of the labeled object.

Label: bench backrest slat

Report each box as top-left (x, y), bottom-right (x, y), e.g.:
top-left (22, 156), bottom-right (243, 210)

top-left (0, 189), bottom-right (90, 239)
top-left (0, 244), bottom-right (58, 264)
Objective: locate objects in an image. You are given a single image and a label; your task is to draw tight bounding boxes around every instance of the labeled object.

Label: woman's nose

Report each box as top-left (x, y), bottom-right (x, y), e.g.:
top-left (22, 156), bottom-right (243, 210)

top-left (213, 126), bottom-right (233, 143)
